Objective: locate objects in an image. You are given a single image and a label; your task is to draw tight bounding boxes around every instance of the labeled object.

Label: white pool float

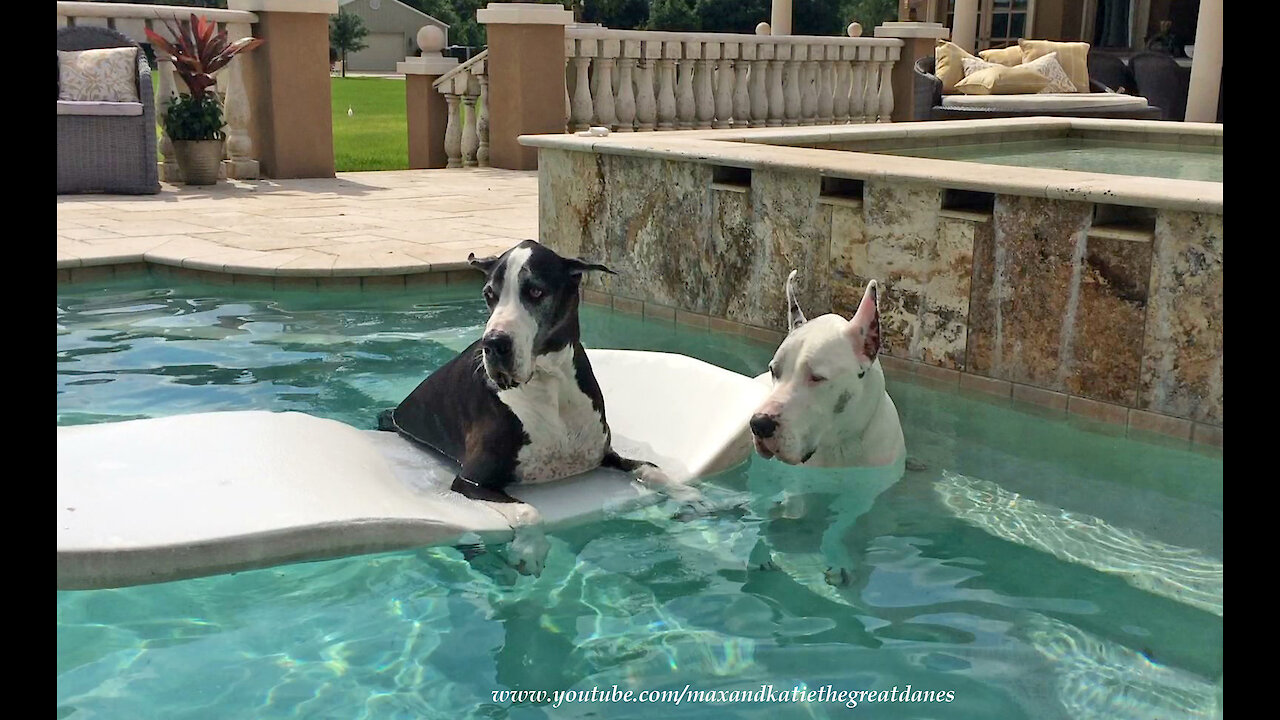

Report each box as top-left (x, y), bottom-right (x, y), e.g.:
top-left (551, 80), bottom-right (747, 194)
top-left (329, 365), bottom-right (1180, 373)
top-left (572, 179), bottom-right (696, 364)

top-left (57, 349), bottom-right (768, 590)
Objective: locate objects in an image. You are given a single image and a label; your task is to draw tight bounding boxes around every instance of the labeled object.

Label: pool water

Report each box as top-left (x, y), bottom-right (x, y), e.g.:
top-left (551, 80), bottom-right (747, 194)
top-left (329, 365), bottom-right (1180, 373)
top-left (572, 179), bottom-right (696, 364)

top-left (57, 279), bottom-right (1223, 719)
top-left (881, 138), bottom-right (1223, 183)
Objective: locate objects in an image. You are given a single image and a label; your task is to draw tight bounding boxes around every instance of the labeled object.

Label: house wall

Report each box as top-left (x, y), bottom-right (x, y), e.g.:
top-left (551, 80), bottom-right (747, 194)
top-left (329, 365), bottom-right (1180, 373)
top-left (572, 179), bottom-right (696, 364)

top-left (338, 0), bottom-right (448, 72)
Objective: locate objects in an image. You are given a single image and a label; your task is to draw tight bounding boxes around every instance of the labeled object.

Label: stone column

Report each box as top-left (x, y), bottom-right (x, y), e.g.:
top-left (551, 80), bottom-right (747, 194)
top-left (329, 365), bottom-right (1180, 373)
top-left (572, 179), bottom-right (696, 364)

top-left (400, 55), bottom-right (459, 169)
top-left (874, 22), bottom-right (947, 122)
top-left (229, 0), bottom-right (336, 179)
top-left (951, 0), bottom-right (978, 53)
top-left (478, 2), bottom-right (574, 171)
top-left (1185, 0), bottom-right (1222, 123)
top-left (770, 0), bottom-right (792, 36)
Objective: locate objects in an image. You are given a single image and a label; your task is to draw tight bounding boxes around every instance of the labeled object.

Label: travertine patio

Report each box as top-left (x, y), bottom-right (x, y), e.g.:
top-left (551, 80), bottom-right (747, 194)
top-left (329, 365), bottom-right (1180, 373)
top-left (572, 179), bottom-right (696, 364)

top-left (56, 169), bottom-right (537, 278)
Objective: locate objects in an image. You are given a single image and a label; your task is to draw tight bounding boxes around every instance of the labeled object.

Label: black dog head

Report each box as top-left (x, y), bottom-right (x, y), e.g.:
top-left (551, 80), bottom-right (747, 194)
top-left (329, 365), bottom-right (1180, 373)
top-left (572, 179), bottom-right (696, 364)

top-left (468, 240), bottom-right (614, 389)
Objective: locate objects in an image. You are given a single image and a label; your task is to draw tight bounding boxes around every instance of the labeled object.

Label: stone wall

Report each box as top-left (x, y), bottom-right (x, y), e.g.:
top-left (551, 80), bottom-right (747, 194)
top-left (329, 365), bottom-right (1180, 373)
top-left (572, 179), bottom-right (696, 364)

top-left (539, 147), bottom-right (1223, 444)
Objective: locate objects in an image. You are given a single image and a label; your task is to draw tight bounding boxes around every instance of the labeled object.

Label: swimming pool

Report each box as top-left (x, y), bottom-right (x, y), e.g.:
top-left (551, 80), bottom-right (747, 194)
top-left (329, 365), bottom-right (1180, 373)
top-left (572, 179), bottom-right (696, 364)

top-left (57, 279), bottom-right (1223, 719)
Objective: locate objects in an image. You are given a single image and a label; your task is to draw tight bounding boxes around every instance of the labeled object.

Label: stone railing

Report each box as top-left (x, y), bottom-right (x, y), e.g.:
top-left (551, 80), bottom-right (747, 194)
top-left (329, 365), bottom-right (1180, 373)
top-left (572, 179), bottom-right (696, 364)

top-left (432, 49), bottom-right (489, 168)
top-left (563, 28), bottom-right (903, 131)
top-left (56, 1), bottom-right (262, 180)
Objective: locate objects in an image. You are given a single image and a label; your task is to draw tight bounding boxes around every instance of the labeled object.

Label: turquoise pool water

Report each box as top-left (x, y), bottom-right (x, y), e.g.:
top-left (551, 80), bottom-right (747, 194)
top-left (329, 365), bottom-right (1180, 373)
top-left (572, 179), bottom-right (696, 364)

top-left (881, 138), bottom-right (1223, 183)
top-left (57, 279), bottom-right (1223, 719)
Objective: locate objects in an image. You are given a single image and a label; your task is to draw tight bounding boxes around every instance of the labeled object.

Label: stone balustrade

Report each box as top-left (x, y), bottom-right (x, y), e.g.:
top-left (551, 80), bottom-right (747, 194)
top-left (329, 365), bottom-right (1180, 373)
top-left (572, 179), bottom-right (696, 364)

top-left (57, 2), bottom-right (263, 181)
top-left (432, 50), bottom-right (490, 168)
top-left (563, 28), bottom-right (902, 132)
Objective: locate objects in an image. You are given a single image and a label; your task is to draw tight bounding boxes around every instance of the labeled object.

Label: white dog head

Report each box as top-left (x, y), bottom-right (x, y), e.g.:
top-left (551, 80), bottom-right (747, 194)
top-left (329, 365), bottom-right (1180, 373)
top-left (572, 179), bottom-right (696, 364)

top-left (750, 270), bottom-right (883, 465)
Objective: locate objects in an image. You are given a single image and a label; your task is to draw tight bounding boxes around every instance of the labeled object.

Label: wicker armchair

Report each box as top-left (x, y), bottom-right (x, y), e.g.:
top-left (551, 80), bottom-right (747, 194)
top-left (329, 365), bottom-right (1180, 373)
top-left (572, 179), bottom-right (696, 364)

top-left (911, 55), bottom-right (1163, 121)
top-left (57, 26), bottom-right (160, 194)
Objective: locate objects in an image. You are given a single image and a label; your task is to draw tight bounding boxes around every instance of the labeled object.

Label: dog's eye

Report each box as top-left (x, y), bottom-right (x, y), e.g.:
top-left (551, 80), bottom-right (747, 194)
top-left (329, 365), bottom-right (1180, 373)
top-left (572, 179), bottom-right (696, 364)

top-left (526, 287), bottom-right (544, 300)
top-left (809, 373), bottom-right (826, 384)
top-left (482, 287), bottom-right (496, 304)
top-left (769, 365), bottom-right (779, 380)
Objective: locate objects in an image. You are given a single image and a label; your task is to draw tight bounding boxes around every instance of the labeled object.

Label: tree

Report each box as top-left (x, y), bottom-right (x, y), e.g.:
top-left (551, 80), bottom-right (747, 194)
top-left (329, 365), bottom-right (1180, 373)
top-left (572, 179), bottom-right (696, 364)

top-left (648, 0), bottom-right (698, 30)
top-left (329, 9), bottom-right (368, 77)
top-left (695, 0), bottom-right (768, 33)
top-left (582, 0), bottom-right (650, 29)
top-left (841, 0), bottom-right (898, 35)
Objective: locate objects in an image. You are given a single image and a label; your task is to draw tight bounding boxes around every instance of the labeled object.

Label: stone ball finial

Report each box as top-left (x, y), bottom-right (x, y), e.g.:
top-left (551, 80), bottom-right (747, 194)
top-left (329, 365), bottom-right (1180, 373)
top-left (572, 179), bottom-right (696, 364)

top-left (417, 25), bottom-right (446, 54)
top-left (755, 21), bottom-right (771, 36)
top-left (847, 22), bottom-right (863, 38)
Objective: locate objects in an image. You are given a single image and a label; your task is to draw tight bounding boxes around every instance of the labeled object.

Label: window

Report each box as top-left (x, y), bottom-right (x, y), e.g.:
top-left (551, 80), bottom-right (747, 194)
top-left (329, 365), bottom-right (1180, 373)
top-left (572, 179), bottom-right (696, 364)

top-left (945, 0), bottom-right (1037, 51)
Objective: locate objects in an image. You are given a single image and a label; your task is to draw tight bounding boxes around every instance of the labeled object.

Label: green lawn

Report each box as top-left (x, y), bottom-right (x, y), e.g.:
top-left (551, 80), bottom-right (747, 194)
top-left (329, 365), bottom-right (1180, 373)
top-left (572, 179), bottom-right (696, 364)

top-left (331, 76), bottom-right (408, 172)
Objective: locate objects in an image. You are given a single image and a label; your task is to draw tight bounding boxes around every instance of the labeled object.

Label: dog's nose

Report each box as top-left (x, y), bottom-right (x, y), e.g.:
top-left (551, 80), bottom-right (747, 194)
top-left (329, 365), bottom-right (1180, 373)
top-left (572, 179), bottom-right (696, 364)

top-left (750, 413), bottom-right (778, 439)
top-left (482, 331), bottom-right (514, 358)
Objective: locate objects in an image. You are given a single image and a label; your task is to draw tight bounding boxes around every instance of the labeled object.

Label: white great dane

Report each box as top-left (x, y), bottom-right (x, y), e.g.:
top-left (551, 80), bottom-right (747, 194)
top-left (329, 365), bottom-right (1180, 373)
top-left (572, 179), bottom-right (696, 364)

top-left (747, 270), bottom-right (907, 585)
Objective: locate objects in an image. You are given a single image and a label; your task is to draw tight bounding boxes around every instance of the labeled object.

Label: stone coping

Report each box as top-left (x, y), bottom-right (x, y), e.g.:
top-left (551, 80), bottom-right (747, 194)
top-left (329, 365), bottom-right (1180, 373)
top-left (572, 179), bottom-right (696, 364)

top-left (577, 288), bottom-right (1223, 451)
top-left (520, 118), bottom-right (1223, 213)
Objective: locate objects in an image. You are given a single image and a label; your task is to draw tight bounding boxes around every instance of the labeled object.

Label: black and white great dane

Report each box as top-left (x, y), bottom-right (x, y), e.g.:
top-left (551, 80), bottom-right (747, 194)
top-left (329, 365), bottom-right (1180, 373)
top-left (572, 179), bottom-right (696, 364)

top-left (378, 240), bottom-right (700, 575)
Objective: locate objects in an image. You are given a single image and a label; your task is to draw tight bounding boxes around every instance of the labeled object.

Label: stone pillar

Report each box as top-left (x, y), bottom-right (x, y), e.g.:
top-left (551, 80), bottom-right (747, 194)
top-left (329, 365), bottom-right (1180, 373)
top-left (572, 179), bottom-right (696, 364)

top-left (1185, 0), bottom-right (1222, 123)
top-left (874, 22), bottom-right (948, 122)
top-left (478, 2), bottom-right (574, 171)
top-left (400, 56), bottom-right (458, 169)
top-left (230, 0), bottom-right (336, 179)
top-left (951, 0), bottom-right (978, 53)
top-left (770, 0), bottom-right (792, 36)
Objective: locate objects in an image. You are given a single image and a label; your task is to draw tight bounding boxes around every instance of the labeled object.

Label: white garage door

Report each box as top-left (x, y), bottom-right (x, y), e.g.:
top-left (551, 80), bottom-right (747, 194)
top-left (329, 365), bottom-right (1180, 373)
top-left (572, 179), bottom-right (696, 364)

top-left (345, 33), bottom-right (406, 72)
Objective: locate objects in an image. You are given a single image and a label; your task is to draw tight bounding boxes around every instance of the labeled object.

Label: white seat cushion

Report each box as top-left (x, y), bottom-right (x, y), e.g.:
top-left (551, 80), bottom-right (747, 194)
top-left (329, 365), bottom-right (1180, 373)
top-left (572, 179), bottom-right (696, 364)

top-left (57, 100), bottom-right (144, 117)
top-left (941, 92), bottom-right (1149, 111)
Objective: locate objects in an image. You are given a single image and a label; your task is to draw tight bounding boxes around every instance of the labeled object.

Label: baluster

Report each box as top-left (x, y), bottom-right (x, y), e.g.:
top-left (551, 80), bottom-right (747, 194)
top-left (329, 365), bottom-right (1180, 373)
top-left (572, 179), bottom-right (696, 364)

top-left (220, 22), bottom-right (258, 179)
top-left (862, 46), bottom-right (881, 125)
top-left (153, 47), bottom-right (180, 182)
top-left (564, 38), bottom-right (574, 131)
top-left (878, 45), bottom-right (898, 123)
top-left (849, 47), bottom-right (868, 123)
top-left (782, 45), bottom-right (801, 126)
top-left (799, 46), bottom-right (817, 125)
top-left (594, 38), bottom-right (619, 130)
top-left (694, 43), bottom-right (715, 129)
top-left (615, 40), bottom-right (639, 132)
top-left (766, 44), bottom-right (785, 127)
top-left (635, 41), bottom-right (659, 131)
top-left (817, 45), bottom-right (835, 125)
top-left (750, 42), bottom-right (769, 127)
top-left (712, 42), bottom-right (734, 129)
top-left (443, 92), bottom-right (462, 168)
top-left (476, 66), bottom-right (490, 166)
top-left (733, 43), bottom-right (752, 128)
top-left (676, 41), bottom-right (697, 129)
top-left (657, 41), bottom-right (679, 130)
top-left (571, 39), bottom-right (595, 130)
top-left (834, 46), bottom-right (853, 123)
top-left (460, 74), bottom-right (479, 167)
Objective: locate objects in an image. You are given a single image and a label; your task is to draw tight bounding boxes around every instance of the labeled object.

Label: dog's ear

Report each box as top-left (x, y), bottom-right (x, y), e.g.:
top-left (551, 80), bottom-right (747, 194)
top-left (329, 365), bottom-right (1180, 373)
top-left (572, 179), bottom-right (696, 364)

top-left (468, 252), bottom-right (499, 275)
top-left (785, 269), bottom-right (807, 331)
top-left (844, 279), bottom-right (881, 369)
top-left (564, 257), bottom-right (617, 276)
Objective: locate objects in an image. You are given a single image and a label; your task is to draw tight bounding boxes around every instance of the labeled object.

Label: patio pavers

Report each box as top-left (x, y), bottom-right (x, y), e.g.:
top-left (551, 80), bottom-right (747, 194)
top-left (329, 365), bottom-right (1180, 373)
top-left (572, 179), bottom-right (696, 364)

top-left (56, 169), bottom-right (539, 276)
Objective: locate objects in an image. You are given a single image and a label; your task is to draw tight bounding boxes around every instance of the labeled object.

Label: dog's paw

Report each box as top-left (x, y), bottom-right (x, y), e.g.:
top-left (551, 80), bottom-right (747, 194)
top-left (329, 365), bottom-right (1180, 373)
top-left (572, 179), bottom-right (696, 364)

top-left (905, 456), bottom-right (929, 472)
top-left (824, 566), bottom-right (854, 587)
top-left (505, 528), bottom-right (550, 577)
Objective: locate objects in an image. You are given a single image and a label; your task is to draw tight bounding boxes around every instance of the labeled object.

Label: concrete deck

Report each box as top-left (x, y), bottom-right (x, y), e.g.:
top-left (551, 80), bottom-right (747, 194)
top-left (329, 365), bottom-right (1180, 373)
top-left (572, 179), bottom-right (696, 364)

top-left (56, 169), bottom-right (538, 277)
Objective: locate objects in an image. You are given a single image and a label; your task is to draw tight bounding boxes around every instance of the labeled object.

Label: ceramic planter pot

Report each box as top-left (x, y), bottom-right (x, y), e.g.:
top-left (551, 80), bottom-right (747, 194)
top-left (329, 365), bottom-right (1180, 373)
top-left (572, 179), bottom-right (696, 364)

top-left (173, 139), bottom-right (224, 185)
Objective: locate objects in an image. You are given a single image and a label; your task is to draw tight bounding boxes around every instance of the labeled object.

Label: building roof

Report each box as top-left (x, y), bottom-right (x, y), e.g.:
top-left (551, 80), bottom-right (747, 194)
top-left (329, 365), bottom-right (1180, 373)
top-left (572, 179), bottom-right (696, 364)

top-left (338, 0), bottom-right (448, 29)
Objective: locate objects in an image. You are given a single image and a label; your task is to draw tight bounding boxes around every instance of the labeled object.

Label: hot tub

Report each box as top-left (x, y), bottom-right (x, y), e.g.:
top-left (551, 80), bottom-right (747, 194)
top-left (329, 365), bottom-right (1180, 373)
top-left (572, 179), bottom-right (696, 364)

top-left (522, 117), bottom-right (1223, 442)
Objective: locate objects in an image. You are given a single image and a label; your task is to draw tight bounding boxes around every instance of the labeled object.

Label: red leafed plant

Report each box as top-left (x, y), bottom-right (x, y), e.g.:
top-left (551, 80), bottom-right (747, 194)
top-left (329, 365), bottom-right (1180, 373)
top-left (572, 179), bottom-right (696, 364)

top-left (145, 14), bottom-right (264, 99)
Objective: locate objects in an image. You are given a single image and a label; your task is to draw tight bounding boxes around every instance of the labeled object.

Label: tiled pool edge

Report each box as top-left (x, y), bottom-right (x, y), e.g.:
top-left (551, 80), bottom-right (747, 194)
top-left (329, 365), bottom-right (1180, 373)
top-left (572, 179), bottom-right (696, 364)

top-left (57, 261), bottom-right (485, 291)
top-left (579, 288), bottom-right (1222, 451)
